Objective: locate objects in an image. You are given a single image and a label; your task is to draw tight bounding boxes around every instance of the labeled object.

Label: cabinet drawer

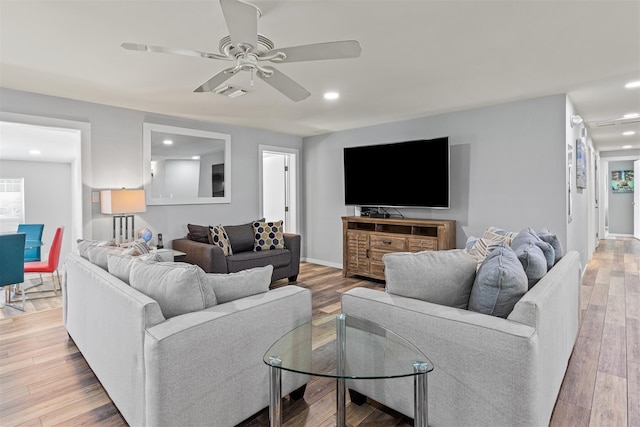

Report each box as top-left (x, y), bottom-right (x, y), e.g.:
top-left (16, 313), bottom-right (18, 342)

top-left (408, 237), bottom-right (438, 252)
top-left (370, 261), bottom-right (386, 279)
top-left (370, 234), bottom-right (406, 251)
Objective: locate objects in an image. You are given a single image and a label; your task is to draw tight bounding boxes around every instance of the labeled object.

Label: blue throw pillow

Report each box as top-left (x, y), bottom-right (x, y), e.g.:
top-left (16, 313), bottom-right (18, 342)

top-left (535, 229), bottom-right (564, 265)
top-left (468, 243), bottom-right (528, 318)
top-left (511, 228), bottom-right (555, 270)
top-left (514, 243), bottom-right (547, 289)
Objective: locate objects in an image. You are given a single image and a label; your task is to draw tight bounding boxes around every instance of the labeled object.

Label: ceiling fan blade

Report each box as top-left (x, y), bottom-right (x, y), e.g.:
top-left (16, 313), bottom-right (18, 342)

top-left (194, 68), bottom-right (235, 92)
top-left (121, 42), bottom-right (230, 60)
top-left (264, 40), bottom-right (362, 63)
top-left (220, 0), bottom-right (258, 49)
top-left (258, 66), bottom-right (310, 102)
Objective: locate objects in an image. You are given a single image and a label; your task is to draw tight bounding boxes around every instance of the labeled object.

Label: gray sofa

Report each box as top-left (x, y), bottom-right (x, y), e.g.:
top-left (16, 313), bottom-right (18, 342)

top-left (173, 222), bottom-right (301, 282)
top-left (341, 250), bottom-right (582, 427)
top-left (63, 251), bottom-right (311, 427)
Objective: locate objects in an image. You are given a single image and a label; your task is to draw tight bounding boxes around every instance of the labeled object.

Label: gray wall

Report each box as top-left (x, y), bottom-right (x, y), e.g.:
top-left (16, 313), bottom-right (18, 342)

top-left (0, 159), bottom-right (73, 261)
top-left (303, 95), bottom-right (569, 267)
top-left (608, 160), bottom-right (635, 234)
top-left (0, 88), bottom-right (304, 246)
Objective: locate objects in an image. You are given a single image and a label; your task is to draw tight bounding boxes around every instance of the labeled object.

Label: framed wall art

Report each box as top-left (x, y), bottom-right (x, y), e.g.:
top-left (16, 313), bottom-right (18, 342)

top-left (611, 170), bottom-right (634, 193)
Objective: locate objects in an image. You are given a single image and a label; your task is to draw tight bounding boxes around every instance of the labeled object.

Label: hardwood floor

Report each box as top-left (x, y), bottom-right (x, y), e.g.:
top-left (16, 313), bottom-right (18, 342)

top-left (0, 238), bottom-right (638, 426)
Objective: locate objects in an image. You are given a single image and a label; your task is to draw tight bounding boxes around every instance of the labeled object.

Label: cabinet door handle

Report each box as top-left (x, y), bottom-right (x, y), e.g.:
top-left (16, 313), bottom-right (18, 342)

top-left (366, 249), bottom-right (370, 258)
top-left (383, 240), bottom-right (392, 245)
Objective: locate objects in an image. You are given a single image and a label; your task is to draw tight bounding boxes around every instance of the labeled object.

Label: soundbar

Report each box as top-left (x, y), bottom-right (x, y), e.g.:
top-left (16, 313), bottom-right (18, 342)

top-left (369, 212), bottom-right (390, 218)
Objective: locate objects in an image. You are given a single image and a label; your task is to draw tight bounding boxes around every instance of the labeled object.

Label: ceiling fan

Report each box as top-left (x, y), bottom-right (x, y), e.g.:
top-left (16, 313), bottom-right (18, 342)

top-left (122, 0), bottom-right (362, 102)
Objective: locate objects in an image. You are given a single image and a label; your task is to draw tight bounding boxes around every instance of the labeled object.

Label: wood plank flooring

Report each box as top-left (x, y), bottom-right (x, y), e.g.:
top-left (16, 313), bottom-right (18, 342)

top-left (1, 238), bottom-right (638, 426)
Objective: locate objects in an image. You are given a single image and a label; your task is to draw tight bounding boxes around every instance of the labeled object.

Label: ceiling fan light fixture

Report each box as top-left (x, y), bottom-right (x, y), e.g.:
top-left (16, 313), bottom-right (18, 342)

top-left (324, 91), bottom-right (339, 100)
top-left (625, 80), bottom-right (640, 89)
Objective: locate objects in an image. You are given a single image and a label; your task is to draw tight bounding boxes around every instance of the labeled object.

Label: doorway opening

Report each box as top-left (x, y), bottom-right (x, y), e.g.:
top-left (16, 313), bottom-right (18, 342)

top-left (598, 154), bottom-right (640, 240)
top-left (259, 146), bottom-right (298, 234)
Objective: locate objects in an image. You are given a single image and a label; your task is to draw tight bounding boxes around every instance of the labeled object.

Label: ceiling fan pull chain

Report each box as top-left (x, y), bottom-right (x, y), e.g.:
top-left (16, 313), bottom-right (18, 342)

top-left (251, 68), bottom-right (255, 87)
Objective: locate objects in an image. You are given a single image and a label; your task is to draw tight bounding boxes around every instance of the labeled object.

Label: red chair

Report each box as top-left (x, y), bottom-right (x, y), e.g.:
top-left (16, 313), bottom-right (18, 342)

top-left (24, 226), bottom-right (64, 294)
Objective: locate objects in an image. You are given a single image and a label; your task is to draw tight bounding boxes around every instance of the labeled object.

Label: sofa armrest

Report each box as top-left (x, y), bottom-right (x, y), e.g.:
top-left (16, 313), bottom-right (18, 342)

top-left (341, 288), bottom-right (540, 426)
top-left (284, 233), bottom-right (301, 277)
top-left (172, 238), bottom-right (227, 273)
top-left (144, 285), bottom-right (312, 427)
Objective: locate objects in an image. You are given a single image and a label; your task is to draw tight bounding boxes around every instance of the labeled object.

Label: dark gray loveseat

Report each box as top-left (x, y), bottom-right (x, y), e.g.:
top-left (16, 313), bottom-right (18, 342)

top-left (172, 222), bottom-right (300, 282)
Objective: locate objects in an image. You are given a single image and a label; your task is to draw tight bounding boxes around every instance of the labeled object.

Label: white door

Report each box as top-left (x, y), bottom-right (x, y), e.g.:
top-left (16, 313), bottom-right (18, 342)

top-left (260, 147), bottom-right (298, 233)
top-left (634, 160), bottom-right (639, 240)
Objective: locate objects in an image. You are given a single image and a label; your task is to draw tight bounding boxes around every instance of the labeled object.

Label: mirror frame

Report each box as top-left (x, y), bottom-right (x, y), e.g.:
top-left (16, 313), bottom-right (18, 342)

top-left (143, 123), bottom-right (231, 205)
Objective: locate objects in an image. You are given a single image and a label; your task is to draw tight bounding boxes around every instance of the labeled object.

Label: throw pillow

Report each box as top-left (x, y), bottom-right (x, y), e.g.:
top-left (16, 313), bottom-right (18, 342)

top-left (107, 252), bottom-right (163, 284)
top-left (225, 218), bottom-right (265, 253)
top-left (187, 224), bottom-right (212, 244)
top-left (210, 224), bottom-right (233, 256)
top-left (253, 220), bottom-right (285, 251)
top-left (465, 236), bottom-right (502, 264)
top-left (468, 243), bottom-right (528, 318)
top-left (118, 239), bottom-right (150, 255)
top-left (511, 228), bottom-right (555, 270)
top-left (76, 239), bottom-right (116, 259)
top-left (384, 250), bottom-right (478, 309)
top-left (484, 226), bottom-right (518, 245)
top-left (513, 243), bottom-right (547, 289)
top-left (204, 265), bottom-right (273, 304)
top-left (535, 229), bottom-right (564, 265)
top-left (130, 261), bottom-right (217, 319)
top-left (87, 245), bottom-right (128, 270)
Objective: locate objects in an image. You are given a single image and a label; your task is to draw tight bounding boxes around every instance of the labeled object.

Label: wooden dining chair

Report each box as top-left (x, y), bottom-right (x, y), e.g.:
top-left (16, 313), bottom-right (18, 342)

top-left (0, 233), bottom-right (26, 311)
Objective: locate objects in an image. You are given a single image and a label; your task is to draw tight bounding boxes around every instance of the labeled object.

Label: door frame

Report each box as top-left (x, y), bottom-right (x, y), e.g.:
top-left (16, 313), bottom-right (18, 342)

top-left (258, 145), bottom-right (300, 233)
top-left (598, 154), bottom-right (640, 238)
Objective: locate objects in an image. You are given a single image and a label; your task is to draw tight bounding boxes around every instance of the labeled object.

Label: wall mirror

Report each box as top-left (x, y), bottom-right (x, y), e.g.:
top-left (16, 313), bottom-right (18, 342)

top-left (143, 123), bottom-right (231, 205)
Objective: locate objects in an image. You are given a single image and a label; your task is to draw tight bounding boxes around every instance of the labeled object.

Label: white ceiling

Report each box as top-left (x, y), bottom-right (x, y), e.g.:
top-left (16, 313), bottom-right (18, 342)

top-left (1, 0), bottom-right (639, 152)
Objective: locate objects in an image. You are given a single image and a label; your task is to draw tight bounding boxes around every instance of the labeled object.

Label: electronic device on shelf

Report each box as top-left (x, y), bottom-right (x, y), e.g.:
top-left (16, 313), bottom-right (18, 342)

top-left (343, 137), bottom-right (450, 209)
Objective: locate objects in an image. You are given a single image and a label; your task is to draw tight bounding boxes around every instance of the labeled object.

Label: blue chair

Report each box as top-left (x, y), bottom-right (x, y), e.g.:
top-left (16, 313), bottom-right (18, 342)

top-left (17, 224), bottom-right (44, 262)
top-left (0, 233), bottom-right (26, 311)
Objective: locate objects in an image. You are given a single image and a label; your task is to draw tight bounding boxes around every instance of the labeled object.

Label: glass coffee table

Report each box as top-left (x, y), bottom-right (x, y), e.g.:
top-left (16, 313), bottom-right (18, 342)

top-left (264, 314), bottom-right (433, 427)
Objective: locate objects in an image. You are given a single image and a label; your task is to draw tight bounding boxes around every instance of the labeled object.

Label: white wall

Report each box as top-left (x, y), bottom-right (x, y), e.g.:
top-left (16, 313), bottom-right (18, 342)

top-left (0, 88), bottom-right (304, 246)
top-left (0, 159), bottom-right (73, 262)
top-left (303, 95), bottom-right (569, 267)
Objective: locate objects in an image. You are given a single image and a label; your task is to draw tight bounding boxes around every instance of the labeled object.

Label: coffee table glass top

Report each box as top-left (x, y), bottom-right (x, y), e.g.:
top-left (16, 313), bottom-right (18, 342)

top-left (263, 314), bottom-right (432, 379)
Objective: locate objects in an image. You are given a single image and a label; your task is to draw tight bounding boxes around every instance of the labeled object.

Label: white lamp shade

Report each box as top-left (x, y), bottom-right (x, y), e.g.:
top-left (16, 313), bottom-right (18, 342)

top-left (100, 189), bottom-right (146, 214)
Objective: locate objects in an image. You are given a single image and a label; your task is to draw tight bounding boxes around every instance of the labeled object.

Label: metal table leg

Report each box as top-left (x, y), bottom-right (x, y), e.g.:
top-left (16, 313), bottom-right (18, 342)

top-left (269, 356), bottom-right (282, 427)
top-left (413, 361), bottom-right (429, 427)
top-left (336, 314), bottom-right (347, 427)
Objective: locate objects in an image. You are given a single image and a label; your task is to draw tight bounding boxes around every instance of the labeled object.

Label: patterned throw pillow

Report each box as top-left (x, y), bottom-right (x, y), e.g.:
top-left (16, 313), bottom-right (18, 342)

top-left (119, 239), bottom-right (150, 255)
top-left (483, 226), bottom-right (518, 245)
top-left (210, 224), bottom-right (233, 256)
top-left (253, 220), bottom-right (285, 251)
top-left (465, 236), bottom-right (502, 264)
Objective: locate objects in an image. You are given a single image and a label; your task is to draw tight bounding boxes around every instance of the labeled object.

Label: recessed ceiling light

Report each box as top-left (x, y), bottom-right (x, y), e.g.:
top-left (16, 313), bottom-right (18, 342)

top-left (622, 145), bottom-right (633, 149)
top-left (324, 91), bottom-right (339, 100)
top-left (163, 139), bottom-right (173, 145)
top-left (623, 113), bottom-right (640, 119)
top-left (623, 131), bottom-right (635, 136)
top-left (192, 156), bottom-right (200, 160)
top-left (29, 150), bottom-right (41, 155)
top-left (625, 80), bottom-right (640, 89)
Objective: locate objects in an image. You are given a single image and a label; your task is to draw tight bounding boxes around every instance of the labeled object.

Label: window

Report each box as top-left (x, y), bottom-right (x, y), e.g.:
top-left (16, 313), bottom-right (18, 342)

top-left (0, 178), bottom-right (25, 232)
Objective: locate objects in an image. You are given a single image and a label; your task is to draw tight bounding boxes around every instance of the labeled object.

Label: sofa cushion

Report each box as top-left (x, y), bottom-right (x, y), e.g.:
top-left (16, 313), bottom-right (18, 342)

top-left (226, 249), bottom-right (291, 273)
top-left (107, 252), bottom-right (163, 284)
top-left (483, 226), bottom-right (518, 245)
top-left (76, 239), bottom-right (116, 259)
top-left (465, 236), bottom-right (502, 264)
top-left (513, 243), bottom-right (547, 289)
top-left (253, 220), bottom-right (285, 251)
top-left (210, 224), bottom-right (233, 256)
top-left (224, 221), bottom-right (257, 253)
top-left (535, 229), bottom-right (564, 265)
top-left (468, 243), bottom-right (528, 318)
top-left (87, 246), bottom-right (130, 270)
top-left (511, 228), bottom-right (555, 270)
top-left (383, 249), bottom-right (478, 309)
top-left (187, 224), bottom-right (212, 244)
top-left (118, 239), bottom-right (150, 255)
top-left (129, 261), bottom-right (217, 318)
top-left (204, 265), bottom-right (273, 304)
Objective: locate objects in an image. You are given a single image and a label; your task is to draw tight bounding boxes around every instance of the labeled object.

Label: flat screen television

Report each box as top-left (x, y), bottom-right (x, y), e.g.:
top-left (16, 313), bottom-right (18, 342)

top-left (343, 137), bottom-right (450, 209)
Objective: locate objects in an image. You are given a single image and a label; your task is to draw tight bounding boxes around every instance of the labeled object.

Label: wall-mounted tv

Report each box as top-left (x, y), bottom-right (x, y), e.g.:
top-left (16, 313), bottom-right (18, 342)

top-left (343, 137), bottom-right (450, 209)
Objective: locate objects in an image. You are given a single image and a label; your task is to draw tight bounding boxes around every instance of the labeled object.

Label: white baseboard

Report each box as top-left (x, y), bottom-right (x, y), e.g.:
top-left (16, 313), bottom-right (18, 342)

top-left (301, 257), bottom-right (342, 269)
top-left (605, 233), bottom-right (634, 238)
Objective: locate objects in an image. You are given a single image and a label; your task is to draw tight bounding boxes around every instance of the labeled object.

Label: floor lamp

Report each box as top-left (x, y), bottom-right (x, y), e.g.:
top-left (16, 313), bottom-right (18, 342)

top-left (100, 189), bottom-right (146, 243)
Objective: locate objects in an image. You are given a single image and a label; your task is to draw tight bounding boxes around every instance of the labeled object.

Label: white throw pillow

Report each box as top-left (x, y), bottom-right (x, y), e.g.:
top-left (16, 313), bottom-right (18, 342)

top-left (107, 252), bottom-right (163, 284)
top-left (204, 265), bottom-right (273, 304)
top-left (383, 250), bottom-right (477, 309)
top-left (130, 261), bottom-right (217, 319)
